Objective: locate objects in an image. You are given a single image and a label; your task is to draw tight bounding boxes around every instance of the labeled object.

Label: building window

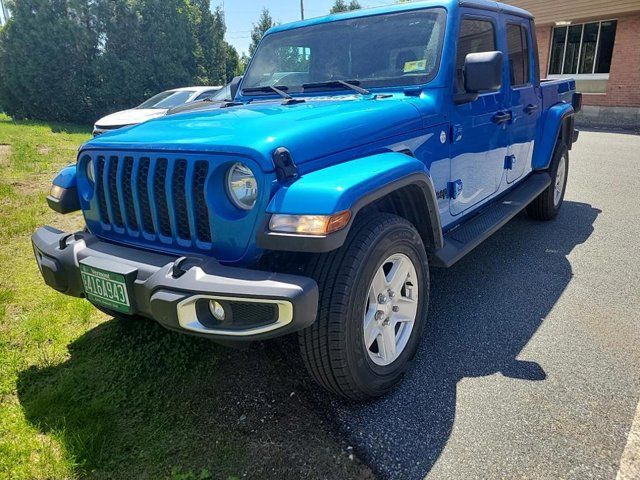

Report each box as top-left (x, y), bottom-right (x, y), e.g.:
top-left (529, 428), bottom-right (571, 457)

top-left (548, 20), bottom-right (617, 75)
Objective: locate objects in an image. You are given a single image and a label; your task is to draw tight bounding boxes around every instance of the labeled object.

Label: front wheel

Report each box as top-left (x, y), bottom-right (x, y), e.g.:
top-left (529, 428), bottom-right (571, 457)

top-left (298, 213), bottom-right (429, 400)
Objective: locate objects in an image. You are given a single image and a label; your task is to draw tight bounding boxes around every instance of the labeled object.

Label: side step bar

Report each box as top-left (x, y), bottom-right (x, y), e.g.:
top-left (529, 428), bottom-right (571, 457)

top-left (432, 172), bottom-right (551, 268)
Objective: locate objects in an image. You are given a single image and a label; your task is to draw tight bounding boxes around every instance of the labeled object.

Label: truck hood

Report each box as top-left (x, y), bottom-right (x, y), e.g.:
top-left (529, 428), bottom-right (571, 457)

top-left (84, 95), bottom-right (430, 171)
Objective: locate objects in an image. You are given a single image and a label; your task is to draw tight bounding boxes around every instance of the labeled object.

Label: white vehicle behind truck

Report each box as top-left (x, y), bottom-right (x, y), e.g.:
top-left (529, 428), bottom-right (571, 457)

top-left (93, 86), bottom-right (222, 136)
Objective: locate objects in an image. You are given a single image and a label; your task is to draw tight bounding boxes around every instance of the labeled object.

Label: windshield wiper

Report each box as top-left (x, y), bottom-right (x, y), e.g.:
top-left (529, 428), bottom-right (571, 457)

top-left (302, 80), bottom-right (370, 96)
top-left (242, 85), bottom-right (304, 105)
top-left (217, 99), bottom-right (245, 108)
top-left (242, 85), bottom-right (290, 98)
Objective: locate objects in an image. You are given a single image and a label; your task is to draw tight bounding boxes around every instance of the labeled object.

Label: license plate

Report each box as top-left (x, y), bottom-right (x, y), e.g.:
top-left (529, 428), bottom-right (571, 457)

top-left (80, 262), bottom-right (132, 314)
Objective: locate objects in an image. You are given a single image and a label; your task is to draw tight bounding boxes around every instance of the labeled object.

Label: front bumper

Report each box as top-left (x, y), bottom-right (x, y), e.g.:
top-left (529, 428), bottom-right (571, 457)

top-left (32, 226), bottom-right (318, 341)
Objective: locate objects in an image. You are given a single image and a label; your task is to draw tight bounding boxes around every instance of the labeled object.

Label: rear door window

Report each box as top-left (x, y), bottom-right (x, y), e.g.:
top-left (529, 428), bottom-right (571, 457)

top-left (506, 23), bottom-right (530, 87)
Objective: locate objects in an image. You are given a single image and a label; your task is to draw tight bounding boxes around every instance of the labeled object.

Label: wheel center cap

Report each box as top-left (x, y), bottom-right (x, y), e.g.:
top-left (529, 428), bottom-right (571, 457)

top-left (364, 253), bottom-right (419, 367)
top-left (378, 298), bottom-right (397, 321)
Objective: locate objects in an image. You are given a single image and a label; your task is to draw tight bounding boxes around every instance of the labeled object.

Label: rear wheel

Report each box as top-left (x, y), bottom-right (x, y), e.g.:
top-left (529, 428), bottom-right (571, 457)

top-left (298, 212), bottom-right (429, 400)
top-left (527, 143), bottom-right (569, 220)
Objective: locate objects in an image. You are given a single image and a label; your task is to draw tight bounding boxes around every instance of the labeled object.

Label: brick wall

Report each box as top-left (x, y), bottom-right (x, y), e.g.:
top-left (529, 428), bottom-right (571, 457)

top-left (591, 13), bottom-right (640, 107)
top-left (534, 13), bottom-right (640, 108)
top-left (536, 25), bottom-right (552, 80)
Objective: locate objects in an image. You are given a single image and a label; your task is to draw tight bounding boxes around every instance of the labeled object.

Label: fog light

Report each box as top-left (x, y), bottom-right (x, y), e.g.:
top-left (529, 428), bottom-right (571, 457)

top-left (209, 300), bottom-right (226, 321)
top-left (269, 210), bottom-right (351, 235)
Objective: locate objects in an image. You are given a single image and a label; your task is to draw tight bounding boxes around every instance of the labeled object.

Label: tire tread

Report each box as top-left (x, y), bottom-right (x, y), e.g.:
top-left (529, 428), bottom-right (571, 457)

top-left (527, 143), bottom-right (569, 221)
top-left (298, 212), bottom-right (424, 399)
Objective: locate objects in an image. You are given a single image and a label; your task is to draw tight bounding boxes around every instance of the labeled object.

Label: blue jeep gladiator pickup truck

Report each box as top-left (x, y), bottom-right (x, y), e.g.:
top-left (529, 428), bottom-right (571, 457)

top-left (33, 0), bottom-right (581, 399)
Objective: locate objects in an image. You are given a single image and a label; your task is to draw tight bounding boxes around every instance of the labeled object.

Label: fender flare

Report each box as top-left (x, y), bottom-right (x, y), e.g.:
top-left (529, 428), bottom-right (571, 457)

top-left (52, 164), bottom-right (78, 189)
top-left (532, 103), bottom-right (575, 170)
top-left (48, 164), bottom-right (80, 214)
top-left (257, 152), bottom-right (443, 253)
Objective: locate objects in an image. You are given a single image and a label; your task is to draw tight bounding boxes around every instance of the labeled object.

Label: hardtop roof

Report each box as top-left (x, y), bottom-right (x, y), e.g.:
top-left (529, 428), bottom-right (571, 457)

top-left (267, 0), bottom-right (532, 36)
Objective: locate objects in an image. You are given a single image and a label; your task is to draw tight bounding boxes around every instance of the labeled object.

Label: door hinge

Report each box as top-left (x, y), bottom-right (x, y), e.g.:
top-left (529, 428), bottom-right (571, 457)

top-left (504, 154), bottom-right (516, 170)
top-left (448, 179), bottom-right (463, 199)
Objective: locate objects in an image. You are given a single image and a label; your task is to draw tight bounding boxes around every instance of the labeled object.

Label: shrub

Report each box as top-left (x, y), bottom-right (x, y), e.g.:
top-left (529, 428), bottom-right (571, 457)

top-left (0, 0), bottom-right (238, 124)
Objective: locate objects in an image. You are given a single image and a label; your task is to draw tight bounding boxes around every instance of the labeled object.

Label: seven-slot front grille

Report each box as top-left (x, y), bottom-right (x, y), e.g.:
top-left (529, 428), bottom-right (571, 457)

top-left (92, 154), bottom-right (213, 245)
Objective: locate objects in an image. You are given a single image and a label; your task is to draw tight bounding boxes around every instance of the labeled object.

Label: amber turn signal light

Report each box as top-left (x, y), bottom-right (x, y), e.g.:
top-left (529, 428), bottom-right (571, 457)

top-left (269, 210), bottom-right (351, 235)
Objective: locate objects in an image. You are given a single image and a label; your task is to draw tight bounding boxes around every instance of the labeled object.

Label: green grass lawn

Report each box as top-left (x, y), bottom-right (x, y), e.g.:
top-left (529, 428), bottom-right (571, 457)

top-left (0, 115), bottom-right (372, 480)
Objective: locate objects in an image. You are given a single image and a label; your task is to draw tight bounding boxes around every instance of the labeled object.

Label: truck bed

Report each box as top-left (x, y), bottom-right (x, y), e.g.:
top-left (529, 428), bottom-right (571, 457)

top-left (540, 77), bottom-right (576, 109)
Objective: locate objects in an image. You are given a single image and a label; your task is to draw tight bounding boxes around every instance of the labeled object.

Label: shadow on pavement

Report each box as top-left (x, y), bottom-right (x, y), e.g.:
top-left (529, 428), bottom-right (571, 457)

top-left (16, 317), bottom-right (372, 479)
top-left (330, 200), bottom-right (600, 479)
top-left (16, 201), bottom-right (599, 480)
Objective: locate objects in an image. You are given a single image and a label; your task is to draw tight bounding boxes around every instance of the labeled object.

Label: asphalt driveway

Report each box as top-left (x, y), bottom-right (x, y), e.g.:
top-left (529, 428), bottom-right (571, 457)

top-left (9, 125), bottom-right (636, 479)
top-left (330, 129), bottom-right (640, 479)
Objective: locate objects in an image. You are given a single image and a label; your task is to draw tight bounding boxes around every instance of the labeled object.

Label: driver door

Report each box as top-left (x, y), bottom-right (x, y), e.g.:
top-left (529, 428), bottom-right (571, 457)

top-left (449, 13), bottom-right (510, 216)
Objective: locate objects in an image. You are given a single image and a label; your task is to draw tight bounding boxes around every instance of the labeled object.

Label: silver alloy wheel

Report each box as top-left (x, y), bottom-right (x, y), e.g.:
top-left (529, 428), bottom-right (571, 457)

top-left (363, 253), bottom-right (419, 366)
top-left (554, 154), bottom-right (567, 207)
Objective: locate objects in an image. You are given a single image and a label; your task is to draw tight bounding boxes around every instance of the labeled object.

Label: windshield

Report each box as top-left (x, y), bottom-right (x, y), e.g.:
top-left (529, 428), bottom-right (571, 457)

top-left (194, 89), bottom-right (222, 101)
top-left (137, 90), bottom-right (195, 109)
top-left (242, 8), bottom-right (446, 95)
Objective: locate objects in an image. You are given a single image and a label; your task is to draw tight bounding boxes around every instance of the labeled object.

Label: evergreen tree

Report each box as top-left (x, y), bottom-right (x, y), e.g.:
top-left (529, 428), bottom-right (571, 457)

top-left (238, 52), bottom-right (250, 74)
top-left (225, 42), bottom-right (241, 79)
top-left (93, 0), bottom-right (148, 115)
top-left (330, 0), bottom-right (361, 14)
top-left (0, 0), bottom-right (99, 122)
top-left (194, 4), bottom-right (230, 85)
top-left (248, 8), bottom-right (275, 57)
top-left (138, 0), bottom-right (199, 92)
top-left (0, 0), bottom-right (235, 123)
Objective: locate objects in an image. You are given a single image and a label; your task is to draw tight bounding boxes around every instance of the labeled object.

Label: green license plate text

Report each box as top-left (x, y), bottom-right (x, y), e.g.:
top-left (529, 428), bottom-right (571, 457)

top-left (80, 263), bottom-right (132, 314)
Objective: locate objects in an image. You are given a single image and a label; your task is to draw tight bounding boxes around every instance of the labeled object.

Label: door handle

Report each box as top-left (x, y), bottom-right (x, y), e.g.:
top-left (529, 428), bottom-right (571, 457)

top-left (492, 111), bottom-right (512, 125)
top-left (524, 103), bottom-right (539, 114)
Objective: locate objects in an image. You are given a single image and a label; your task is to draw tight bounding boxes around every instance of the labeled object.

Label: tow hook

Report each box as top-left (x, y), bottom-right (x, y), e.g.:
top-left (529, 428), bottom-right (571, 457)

top-left (172, 256), bottom-right (203, 278)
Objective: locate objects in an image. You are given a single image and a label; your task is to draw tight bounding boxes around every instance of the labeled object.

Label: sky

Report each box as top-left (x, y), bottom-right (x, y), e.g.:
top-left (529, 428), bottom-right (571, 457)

top-left (213, 0), bottom-right (401, 55)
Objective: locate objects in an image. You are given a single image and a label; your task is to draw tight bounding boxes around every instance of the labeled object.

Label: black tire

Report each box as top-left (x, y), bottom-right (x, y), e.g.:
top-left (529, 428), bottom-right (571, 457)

top-left (527, 143), bottom-right (569, 220)
top-left (298, 212), bottom-right (429, 400)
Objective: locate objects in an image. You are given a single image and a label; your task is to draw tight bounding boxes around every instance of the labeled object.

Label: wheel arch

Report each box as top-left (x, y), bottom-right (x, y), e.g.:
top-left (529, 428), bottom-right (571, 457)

top-left (532, 103), bottom-right (576, 171)
top-left (257, 152), bottom-right (443, 253)
top-left (354, 179), bottom-right (443, 252)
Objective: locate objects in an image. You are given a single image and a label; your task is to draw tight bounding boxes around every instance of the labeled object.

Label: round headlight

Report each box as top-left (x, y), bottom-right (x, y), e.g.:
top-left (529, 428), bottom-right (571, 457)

top-left (86, 159), bottom-right (95, 184)
top-left (226, 162), bottom-right (257, 210)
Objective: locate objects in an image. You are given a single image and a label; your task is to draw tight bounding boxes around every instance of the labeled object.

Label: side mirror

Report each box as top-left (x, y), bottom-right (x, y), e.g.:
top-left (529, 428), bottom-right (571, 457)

top-left (229, 76), bottom-right (243, 100)
top-left (455, 51), bottom-right (503, 104)
top-left (464, 51), bottom-right (503, 94)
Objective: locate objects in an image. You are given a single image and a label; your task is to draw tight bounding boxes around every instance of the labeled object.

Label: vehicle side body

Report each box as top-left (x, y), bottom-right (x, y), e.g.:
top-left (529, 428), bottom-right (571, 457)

top-left (34, 0), bottom-right (580, 398)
